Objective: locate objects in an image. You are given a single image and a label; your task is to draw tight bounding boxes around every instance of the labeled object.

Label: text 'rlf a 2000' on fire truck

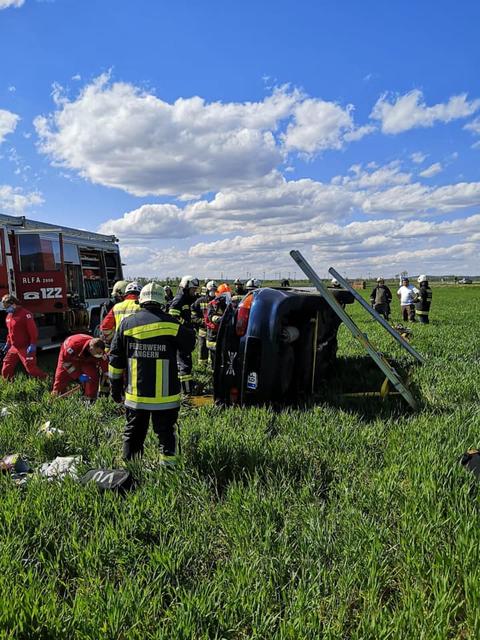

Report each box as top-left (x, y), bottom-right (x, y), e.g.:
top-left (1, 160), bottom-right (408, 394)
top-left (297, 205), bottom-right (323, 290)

top-left (0, 213), bottom-right (123, 348)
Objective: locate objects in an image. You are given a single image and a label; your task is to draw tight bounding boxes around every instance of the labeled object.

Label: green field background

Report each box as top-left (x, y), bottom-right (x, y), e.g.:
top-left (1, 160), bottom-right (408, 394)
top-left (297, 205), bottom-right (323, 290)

top-left (0, 286), bottom-right (479, 639)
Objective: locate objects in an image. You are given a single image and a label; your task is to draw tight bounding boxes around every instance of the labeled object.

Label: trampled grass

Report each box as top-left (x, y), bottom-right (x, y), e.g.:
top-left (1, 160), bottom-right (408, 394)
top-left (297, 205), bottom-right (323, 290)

top-left (0, 286), bottom-right (479, 638)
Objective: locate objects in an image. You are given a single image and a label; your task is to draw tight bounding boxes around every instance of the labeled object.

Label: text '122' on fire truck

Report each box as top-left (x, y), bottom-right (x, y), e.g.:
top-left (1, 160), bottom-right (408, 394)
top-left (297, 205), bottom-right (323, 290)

top-left (0, 213), bottom-right (123, 348)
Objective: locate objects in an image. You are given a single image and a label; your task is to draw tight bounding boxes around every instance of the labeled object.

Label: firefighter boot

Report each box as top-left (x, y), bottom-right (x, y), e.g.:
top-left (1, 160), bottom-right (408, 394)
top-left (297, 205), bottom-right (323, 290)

top-left (180, 377), bottom-right (193, 395)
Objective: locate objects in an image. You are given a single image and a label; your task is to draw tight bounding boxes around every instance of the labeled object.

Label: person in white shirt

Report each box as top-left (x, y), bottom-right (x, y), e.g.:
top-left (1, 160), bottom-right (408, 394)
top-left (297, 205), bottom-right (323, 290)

top-left (397, 277), bottom-right (419, 322)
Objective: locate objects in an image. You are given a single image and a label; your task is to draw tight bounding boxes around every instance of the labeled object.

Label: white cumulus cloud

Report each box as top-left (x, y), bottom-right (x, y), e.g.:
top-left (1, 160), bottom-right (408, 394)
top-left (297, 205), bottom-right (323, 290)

top-left (464, 117), bottom-right (480, 136)
top-left (98, 160), bottom-right (480, 277)
top-left (283, 99), bottom-right (372, 153)
top-left (0, 0), bottom-right (25, 8)
top-left (34, 74), bottom-right (372, 198)
top-left (371, 90), bottom-right (480, 134)
top-left (0, 109), bottom-right (20, 144)
top-left (0, 185), bottom-right (43, 214)
top-left (410, 152), bottom-right (427, 164)
top-left (419, 162), bottom-right (443, 178)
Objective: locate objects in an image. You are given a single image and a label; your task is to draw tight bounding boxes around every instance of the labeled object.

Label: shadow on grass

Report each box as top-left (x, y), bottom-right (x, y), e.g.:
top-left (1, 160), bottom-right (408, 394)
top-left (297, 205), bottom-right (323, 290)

top-left (314, 355), bottom-right (423, 421)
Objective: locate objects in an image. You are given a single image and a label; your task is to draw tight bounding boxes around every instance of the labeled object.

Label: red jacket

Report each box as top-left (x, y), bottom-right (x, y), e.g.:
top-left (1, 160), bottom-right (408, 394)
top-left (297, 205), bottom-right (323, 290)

top-left (5, 306), bottom-right (38, 349)
top-left (58, 334), bottom-right (96, 377)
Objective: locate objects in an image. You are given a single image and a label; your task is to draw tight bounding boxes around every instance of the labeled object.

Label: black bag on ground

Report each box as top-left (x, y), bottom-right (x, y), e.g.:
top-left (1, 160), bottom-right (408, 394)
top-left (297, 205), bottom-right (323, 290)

top-left (80, 468), bottom-right (134, 494)
top-left (460, 450), bottom-right (480, 480)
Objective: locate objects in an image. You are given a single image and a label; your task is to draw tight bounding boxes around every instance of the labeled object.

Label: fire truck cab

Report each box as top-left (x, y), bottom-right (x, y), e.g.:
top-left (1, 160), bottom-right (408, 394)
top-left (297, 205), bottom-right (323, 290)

top-left (0, 213), bottom-right (123, 347)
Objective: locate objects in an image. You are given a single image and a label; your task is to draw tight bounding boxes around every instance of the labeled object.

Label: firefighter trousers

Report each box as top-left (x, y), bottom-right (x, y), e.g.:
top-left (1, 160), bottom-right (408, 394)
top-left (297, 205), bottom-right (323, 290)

top-left (207, 347), bottom-right (216, 371)
top-left (373, 302), bottom-right (390, 320)
top-left (123, 407), bottom-right (179, 460)
top-left (197, 334), bottom-right (208, 364)
top-left (1, 347), bottom-right (48, 380)
top-left (177, 350), bottom-right (193, 392)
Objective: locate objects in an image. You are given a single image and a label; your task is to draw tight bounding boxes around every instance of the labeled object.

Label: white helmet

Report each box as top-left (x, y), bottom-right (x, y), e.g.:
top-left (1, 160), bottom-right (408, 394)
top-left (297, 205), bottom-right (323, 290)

top-left (418, 274), bottom-right (428, 283)
top-left (376, 277), bottom-right (384, 283)
top-left (112, 280), bottom-right (128, 297)
top-left (125, 281), bottom-right (142, 295)
top-left (246, 278), bottom-right (261, 289)
top-left (206, 280), bottom-right (217, 291)
top-left (179, 275), bottom-right (200, 289)
top-left (331, 278), bottom-right (340, 286)
top-left (139, 282), bottom-right (166, 306)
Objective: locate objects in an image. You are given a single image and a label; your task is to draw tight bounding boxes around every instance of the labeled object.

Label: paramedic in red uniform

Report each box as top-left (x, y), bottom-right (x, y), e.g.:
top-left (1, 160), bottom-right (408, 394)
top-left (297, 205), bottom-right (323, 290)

top-left (1, 294), bottom-right (48, 380)
top-left (52, 334), bottom-right (107, 399)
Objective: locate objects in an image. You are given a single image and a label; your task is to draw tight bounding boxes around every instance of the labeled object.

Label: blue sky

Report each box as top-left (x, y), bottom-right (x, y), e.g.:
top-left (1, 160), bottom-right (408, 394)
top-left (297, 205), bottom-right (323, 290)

top-left (1, 0), bottom-right (480, 278)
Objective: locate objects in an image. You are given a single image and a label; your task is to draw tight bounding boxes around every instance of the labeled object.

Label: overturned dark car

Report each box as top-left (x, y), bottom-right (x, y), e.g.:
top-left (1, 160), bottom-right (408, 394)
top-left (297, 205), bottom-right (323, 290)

top-left (214, 287), bottom-right (354, 406)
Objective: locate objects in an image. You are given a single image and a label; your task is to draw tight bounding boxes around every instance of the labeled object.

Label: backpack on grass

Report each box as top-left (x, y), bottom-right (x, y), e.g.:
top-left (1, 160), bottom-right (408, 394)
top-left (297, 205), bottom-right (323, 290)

top-left (80, 469), bottom-right (134, 494)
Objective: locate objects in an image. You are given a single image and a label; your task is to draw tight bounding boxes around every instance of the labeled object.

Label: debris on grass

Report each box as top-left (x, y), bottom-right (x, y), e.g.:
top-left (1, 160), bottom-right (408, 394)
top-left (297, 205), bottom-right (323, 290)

top-left (39, 455), bottom-right (81, 480)
top-left (38, 420), bottom-right (64, 437)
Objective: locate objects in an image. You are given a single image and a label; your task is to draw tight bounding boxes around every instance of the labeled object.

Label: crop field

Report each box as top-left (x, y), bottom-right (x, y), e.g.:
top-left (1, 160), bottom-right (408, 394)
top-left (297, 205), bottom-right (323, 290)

top-left (0, 285), bottom-right (479, 639)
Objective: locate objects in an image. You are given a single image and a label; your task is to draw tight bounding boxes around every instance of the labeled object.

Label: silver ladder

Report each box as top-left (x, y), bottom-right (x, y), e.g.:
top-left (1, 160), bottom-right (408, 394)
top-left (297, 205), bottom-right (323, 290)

top-left (290, 250), bottom-right (420, 409)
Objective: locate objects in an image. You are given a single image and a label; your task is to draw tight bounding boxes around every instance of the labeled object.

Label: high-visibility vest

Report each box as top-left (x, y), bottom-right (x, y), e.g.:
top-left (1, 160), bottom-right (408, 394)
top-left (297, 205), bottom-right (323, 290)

top-left (113, 298), bottom-right (140, 329)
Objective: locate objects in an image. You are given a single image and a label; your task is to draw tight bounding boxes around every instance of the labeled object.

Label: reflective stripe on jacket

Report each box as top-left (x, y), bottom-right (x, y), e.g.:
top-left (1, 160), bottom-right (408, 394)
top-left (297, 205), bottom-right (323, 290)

top-left (113, 296), bottom-right (140, 329)
top-left (205, 296), bottom-right (229, 349)
top-left (191, 294), bottom-right (210, 337)
top-left (109, 307), bottom-right (196, 410)
top-left (415, 285), bottom-right (432, 314)
top-left (169, 289), bottom-right (195, 326)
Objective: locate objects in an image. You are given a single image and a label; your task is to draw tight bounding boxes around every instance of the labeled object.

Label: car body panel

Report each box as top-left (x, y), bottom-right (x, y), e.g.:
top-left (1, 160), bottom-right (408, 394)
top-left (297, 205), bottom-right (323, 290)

top-left (214, 287), bottom-right (354, 406)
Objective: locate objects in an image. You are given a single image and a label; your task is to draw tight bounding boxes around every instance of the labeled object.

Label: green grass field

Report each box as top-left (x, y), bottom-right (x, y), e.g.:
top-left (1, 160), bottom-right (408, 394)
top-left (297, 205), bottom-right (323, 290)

top-left (0, 286), bottom-right (479, 639)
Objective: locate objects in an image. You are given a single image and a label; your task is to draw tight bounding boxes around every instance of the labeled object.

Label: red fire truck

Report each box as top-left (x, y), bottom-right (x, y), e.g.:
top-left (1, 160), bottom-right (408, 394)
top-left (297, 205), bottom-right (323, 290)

top-left (0, 213), bottom-right (123, 347)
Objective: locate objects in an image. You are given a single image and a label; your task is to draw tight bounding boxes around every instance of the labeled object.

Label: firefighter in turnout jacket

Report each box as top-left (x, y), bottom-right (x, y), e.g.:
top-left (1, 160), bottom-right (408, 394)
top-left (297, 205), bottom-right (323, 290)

top-left (100, 281), bottom-right (141, 341)
top-left (232, 278), bottom-right (247, 304)
top-left (369, 277), bottom-right (393, 320)
top-left (205, 284), bottom-right (231, 370)
top-left (99, 280), bottom-right (128, 325)
top-left (109, 282), bottom-right (196, 462)
top-left (52, 335), bottom-right (107, 399)
top-left (415, 275), bottom-right (433, 324)
top-left (1, 295), bottom-right (48, 380)
top-left (191, 280), bottom-right (216, 365)
top-left (168, 275), bottom-right (199, 394)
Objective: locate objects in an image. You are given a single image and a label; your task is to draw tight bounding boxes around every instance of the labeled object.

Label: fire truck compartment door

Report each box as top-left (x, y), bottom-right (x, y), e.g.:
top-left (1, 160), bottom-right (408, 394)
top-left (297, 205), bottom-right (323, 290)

top-left (11, 231), bottom-right (68, 313)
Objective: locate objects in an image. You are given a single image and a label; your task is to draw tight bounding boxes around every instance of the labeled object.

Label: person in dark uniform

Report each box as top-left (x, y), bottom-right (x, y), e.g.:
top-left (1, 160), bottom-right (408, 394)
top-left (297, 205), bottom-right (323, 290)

top-left (232, 278), bottom-right (247, 304)
top-left (415, 275), bottom-right (433, 324)
top-left (168, 275), bottom-right (199, 394)
top-left (109, 282), bottom-right (195, 462)
top-left (191, 280), bottom-right (216, 366)
top-left (205, 283), bottom-right (231, 370)
top-left (369, 277), bottom-right (393, 320)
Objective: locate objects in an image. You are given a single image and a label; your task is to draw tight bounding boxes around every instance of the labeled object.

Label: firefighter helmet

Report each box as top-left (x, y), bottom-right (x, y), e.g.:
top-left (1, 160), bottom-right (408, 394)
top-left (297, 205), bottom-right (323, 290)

top-left (206, 280), bottom-right (217, 291)
top-left (139, 282), bottom-right (166, 306)
top-left (376, 277), bottom-right (384, 283)
top-left (112, 280), bottom-right (128, 297)
top-left (179, 275), bottom-right (200, 289)
top-left (216, 283), bottom-right (231, 296)
top-left (125, 281), bottom-right (142, 295)
top-left (246, 278), bottom-right (261, 289)
top-left (331, 278), bottom-right (340, 286)
top-left (233, 278), bottom-right (243, 285)
top-left (418, 274), bottom-right (428, 283)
